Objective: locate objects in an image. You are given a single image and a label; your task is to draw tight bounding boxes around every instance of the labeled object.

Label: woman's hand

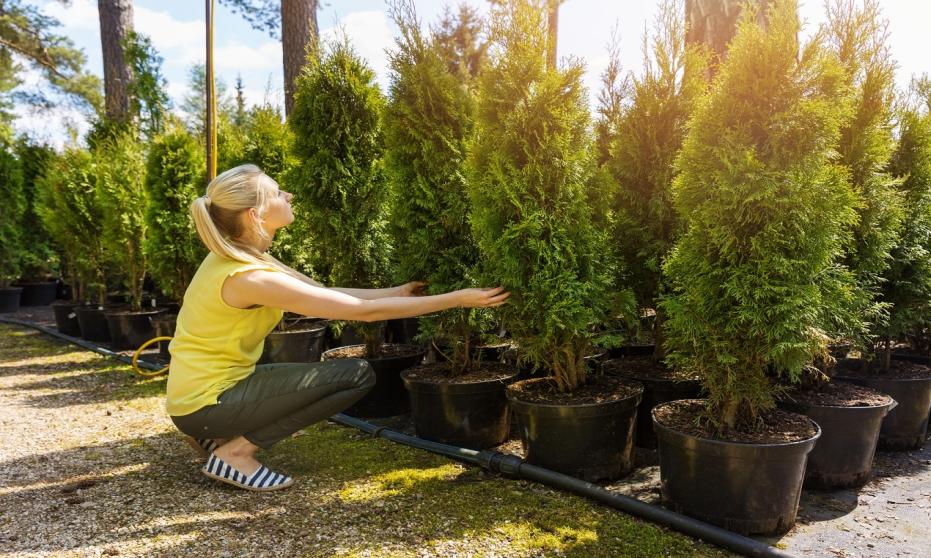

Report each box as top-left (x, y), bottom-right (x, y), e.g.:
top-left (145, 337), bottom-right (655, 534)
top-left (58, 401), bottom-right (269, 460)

top-left (396, 281), bottom-right (428, 297)
top-left (456, 287), bottom-right (511, 308)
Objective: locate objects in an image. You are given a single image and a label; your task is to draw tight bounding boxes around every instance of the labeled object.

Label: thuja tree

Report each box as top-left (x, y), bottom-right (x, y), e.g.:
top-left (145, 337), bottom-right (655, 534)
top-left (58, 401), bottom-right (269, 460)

top-left (36, 148), bottom-right (107, 303)
top-left (143, 121), bottom-right (205, 302)
top-left (468, 0), bottom-right (612, 391)
top-left (826, 0), bottom-right (903, 348)
top-left (15, 138), bottom-right (57, 281)
top-left (384, 1), bottom-right (484, 372)
top-left (0, 139), bottom-right (25, 288)
top-left (599, 0), bottom-right (707, 354)
top-left (289, 39), bottom-right (390, 356)
top-left (878, 83), bottom-right (931, 365)
top-left (661, 0), bottom-right (856, 433)
top-left (95, 130), bottom-right (148, 311)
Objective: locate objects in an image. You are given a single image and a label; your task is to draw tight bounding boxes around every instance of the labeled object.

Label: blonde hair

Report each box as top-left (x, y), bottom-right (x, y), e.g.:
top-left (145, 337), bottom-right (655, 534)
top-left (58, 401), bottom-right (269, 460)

top-left (191, 164), bottom-right (302, 279)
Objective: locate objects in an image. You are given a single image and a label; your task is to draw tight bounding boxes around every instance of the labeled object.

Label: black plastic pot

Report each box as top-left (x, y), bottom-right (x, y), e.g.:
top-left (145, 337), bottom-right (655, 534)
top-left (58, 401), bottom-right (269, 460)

top-left (652, 401), bottom-right (820, 535)
top-left (74, 305), bottom-right (111, 342)
top-left (150, 312), bottom-right (177, 359)
top-left (604, 358), bottom-right (702, 449)
top-left (104, 309), bottom-right (162, 350)
top-left (835, 373), bottom-right (931, 450)
top-left (322, 344), bottom-right (425, 418)
top-left (18, 281), bottom-right (58, 306)
top-left (51, 301), bottom-right (82, 336)
top-left (386, 317), bottom-right (421, 345)
top-left (607, 344), bottom-right (656, 358)
top-left (778, 385), bottom-right (896, 489)
top-left (260, 321), bottom-right (329, 364)
top-left (0, 287), bottom-right (23, 313)
top-left (402, 366), bottom-right (520, 449)
top-left (507, 377), bottom-right (644, 482)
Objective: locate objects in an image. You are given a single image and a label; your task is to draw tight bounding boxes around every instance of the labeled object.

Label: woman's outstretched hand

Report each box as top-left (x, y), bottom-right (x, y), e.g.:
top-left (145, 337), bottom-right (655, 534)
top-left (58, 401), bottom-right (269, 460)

top-left (396, 281), bottom-right (428, 297)
top-left (457, 287), bottom-right (511, 308)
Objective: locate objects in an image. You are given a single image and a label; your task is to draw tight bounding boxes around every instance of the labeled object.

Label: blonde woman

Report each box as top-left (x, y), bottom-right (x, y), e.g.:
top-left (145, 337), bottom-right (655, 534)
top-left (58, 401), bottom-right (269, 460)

top-left (167, 164), bottom-right (509, 492)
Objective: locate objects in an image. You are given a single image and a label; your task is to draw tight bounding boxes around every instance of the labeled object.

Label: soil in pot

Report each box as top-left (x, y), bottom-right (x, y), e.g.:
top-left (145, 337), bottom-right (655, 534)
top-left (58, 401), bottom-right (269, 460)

top-left (74, 304), bottom-right (115, 342)
top-left (402, 362), bottom-right (519, 449)
top-left (835, 359), bottom-right (931, 450)
top-left (507, 375), bottom-right (644, 482)
top-left (17, 281), bottom-right (58, 306)
top-left (104, 308), bottom-right (164, 350)
top-left (260, 320), bottom-right (329, 364)
top-left (0, 287), bottom-right (23, 313)
top-left (652, 399), bottom-right (819, 535)
top-left (603, 356), bottom-right (702, 449)
top-left (322, 343), bottom-right (425, 418)
top-left (779, 381), bottom-right (894, 489)
top-left (51, 301), bottom-right (82, 337)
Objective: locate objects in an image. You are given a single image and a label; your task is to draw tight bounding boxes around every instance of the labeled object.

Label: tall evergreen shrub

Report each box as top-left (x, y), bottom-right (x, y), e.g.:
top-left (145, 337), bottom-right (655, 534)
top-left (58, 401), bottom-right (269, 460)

top-left (143, 121), bottom-right (205, 302)
top-left (15, 138), bottom-right (56, 281)
top-left (0, 139), bottom-right (24, 288)
top-left (468, 0), bottom-right (612, 391)
top-left (289, 39), bottom-right (390, 356)
top-left (661, 0), bottom-right (856, 433)
top-left (384, 1), bottom-right (485, 372)
top-left (36, 148), bottom-right (107, 303)
top-left (95, 131), bottom-right (148, 310)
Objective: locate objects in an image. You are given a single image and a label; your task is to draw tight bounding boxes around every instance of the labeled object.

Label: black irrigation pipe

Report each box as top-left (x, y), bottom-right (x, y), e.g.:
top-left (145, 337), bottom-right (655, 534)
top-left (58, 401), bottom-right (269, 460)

top-left (1, 316), bottom-right (796, 558)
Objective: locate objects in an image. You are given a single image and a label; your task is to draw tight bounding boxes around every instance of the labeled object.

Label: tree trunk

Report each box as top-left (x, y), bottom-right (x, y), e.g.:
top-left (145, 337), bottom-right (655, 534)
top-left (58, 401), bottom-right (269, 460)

top-left (685, 0), bottom-right (772, 60)
top-left (98, 0), bottom-right (134, 123)
top-left (546, 0), bottom-right (559, 70)
top-left (281, 0), bottom-right (318, 116)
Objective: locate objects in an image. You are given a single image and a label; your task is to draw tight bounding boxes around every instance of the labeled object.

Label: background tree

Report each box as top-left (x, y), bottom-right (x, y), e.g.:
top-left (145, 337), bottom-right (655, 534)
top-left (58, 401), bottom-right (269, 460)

top-left (143, 121), bottom-right (206, 302)
top-left (825, 0), bottom-right (904, 352)
top-left (385, 0), bottom-right (485, 372)
top-left (662, 0), bottom-right (856, 433)
top-left (469, 0), bottom-right (612, 391)
top-left (123, 31), bottom-right (171, 138)
top-left (289, 38), bottom-right (390, 356)
top-left (685, 0), bottom-right (770, 61)
top-left (432, 3), bottom-right (488, 83)
top-left (599, 0), bottom-right (707, 355)
top-left (95, 130), bottom-right (147, 311)
top-left (14, 137), bottom-right (56, 281)
top-left (0, 137), bottom-right (24, 288)
top-left (97, 0), bottom-right (134, 123)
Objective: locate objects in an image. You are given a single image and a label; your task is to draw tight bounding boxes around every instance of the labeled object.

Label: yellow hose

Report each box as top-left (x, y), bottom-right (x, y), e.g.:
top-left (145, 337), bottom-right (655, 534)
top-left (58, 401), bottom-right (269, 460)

top-left (132, 336), bottom-right (172, 377)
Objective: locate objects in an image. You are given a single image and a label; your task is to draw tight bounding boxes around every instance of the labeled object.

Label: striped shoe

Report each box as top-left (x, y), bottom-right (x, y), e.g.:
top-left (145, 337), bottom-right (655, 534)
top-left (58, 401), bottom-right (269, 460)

top-left (202, 454), bottom-right (294, 492)
top-left (185, 437), bottom-right (220, 459)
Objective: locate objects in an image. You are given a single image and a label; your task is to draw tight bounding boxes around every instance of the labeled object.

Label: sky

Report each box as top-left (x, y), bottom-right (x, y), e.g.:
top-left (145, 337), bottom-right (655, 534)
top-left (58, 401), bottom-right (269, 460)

top-left (16, 0), bottom-right (931, 147)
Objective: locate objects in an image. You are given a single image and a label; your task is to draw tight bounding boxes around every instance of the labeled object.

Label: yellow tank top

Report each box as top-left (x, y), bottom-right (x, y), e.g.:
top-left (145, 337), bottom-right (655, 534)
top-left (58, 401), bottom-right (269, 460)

top-left (166, 252), bottom-right (284, 416)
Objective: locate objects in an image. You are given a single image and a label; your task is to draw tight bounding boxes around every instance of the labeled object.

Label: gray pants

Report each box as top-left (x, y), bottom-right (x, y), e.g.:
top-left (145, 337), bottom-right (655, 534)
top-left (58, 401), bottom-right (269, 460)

top-left (171, 359), bottom-right (375, 449)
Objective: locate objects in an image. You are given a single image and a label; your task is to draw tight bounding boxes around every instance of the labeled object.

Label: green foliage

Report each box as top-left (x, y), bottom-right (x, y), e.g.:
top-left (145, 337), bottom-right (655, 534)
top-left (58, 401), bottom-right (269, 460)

top-left (13, 137), bottom-right (56, 280)
top-left (143, 121), bottom-right (206, 302)
top-left (468, 0), bottom-right (612, 391)
top-left (432, 3), bottom-right (488, 83)
top-left (661, 0), bottom-right (856, 433)
top-left (826, 0), bottom-right (904, 347)
top-left (123, 31), bottom-right (172, 138)
top-left (36, 147), bottom-right (107, 303)
top-left (384, 1), bottom-right (488, 372)
top-left (879, 86), bottom-right (931, 348)
top-left (95, 131), bottom-right (148, 310)
top-left (289, 38), bottom-right (390, 355)
top-left (0, 139), bottom-right (25, 287)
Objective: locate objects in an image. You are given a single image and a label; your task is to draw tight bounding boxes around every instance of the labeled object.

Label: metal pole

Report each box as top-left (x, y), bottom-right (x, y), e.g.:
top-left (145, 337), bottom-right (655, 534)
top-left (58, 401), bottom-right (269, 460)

top-left (205, 0), bottom-right (217, 181)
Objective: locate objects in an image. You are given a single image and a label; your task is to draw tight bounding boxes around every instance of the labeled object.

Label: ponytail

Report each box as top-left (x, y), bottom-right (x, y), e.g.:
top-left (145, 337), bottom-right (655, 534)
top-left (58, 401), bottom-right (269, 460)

top-left (190, 164), bottom-right (305, 281)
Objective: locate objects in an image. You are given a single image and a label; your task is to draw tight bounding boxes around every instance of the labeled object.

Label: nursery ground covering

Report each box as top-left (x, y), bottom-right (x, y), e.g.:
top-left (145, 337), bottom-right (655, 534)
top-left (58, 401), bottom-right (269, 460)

top-left (0, 323), bottom-right (729, 558)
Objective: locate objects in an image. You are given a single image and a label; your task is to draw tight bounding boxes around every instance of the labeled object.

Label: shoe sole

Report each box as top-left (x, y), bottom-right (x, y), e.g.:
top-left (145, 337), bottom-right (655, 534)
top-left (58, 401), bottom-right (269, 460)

top-left (202, 468), bottom-right (294, 492)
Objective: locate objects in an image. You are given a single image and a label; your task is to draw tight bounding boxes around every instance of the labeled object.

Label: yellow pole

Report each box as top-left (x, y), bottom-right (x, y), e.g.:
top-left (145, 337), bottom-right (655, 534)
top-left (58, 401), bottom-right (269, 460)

top-left (205, 0), bottom-right (217, 181)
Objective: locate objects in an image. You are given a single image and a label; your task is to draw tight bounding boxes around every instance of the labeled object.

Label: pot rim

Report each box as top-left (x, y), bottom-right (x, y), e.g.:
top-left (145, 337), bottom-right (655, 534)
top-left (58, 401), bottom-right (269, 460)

top-left (506, 377), bottom-right (644, 410)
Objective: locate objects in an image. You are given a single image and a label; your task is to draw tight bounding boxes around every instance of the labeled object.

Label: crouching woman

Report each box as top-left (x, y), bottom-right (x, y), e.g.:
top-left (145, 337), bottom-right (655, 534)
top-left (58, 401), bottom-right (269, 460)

top-left (167, 164), bottom-right (509, 492)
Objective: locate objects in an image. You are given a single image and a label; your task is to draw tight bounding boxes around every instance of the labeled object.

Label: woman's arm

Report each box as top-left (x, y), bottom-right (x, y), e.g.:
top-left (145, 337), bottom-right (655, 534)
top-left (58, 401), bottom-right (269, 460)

top-left (222, 270), bottom-right (507, 321)
top-left (332, 281), bottom-right (426, 300)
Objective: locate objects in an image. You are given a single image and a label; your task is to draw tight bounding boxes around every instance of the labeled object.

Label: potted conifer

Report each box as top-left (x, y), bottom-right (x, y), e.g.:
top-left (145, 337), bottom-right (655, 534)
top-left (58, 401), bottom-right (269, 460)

top-left (384, 2), bottom-right (515, 448)
top-left (596, 0), bottom-right (707, 449)
top-left (0, 139), bottom-right (25, 313)
top-left (96, 129), bottom-right (158, 350)
top-left (290, 38), bottom-right (424, 417)
top-left (469, 0), bottom-right (642, 481)
top-left (14, 139), bottom-right (59, 306)
top-left (654, 1), bottom-right (846, 535)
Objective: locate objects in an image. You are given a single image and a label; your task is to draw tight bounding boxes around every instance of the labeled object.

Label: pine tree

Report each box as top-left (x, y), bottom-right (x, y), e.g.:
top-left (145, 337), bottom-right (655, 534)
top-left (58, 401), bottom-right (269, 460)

top-left (662, 0), bottom-right (856, 433)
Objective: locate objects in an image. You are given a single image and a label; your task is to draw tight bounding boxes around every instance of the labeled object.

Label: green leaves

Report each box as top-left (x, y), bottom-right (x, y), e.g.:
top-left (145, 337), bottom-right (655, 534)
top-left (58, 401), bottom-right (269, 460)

top-left (0, 140), bottom-right (25, 287)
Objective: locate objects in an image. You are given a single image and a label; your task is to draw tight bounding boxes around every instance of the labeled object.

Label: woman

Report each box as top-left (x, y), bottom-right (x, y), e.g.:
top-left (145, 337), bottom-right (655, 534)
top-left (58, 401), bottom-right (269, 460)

top-left (167, 164), bottom-right (509, 492)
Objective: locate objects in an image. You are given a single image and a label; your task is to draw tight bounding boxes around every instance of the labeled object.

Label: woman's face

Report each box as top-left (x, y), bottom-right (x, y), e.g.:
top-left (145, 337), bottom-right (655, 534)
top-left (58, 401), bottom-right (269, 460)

top-left (261, 181), bottom-right (295, 233)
